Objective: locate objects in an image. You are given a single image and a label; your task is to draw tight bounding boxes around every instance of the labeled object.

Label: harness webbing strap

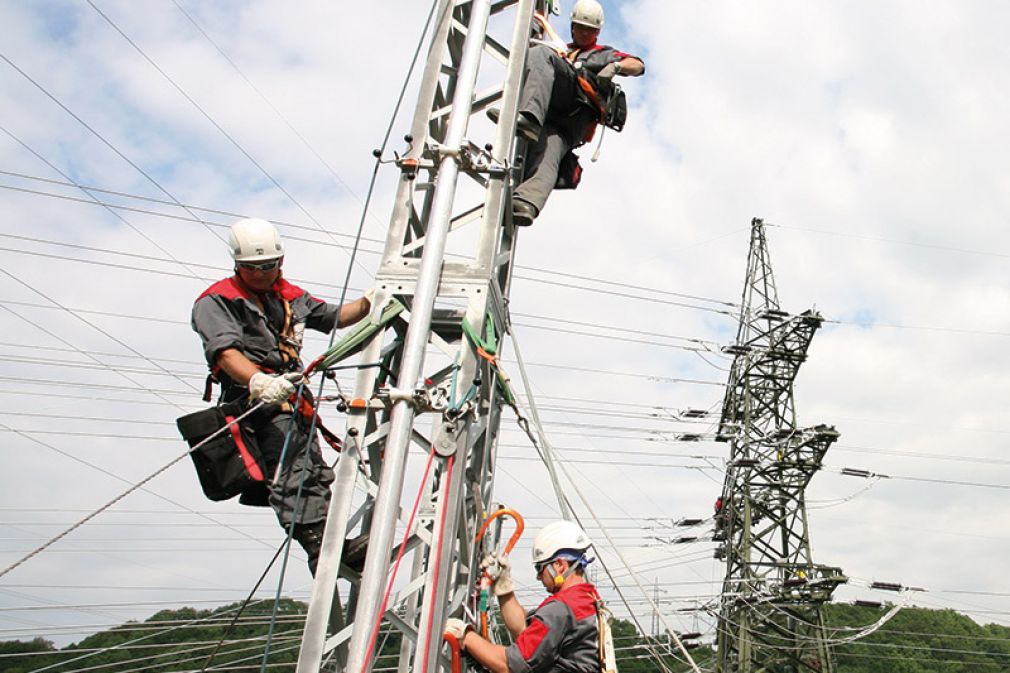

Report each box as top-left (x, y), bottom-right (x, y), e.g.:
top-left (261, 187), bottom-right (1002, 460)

top-left (311, 298), bottom-right (406, 373)
top-left (225, 413), bottom-right (266, 481)
top-left (533, 13), bottom-right (568, 55)
top-left (461, 314), bottom-right (516, 407)
top-left (531, 13), bottom-right (605, 142)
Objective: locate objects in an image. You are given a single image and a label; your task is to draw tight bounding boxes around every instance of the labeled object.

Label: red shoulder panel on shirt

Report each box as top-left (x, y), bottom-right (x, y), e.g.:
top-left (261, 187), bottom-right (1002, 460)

top-left (272, 278), bottom-right (309, 302)
top-left (517, 619), bottom-right (550, 661)
top-left (197, 277), bottom-right (249, 302)
top-left (196, 277), bottom-right (314, 304)
top-left (556, 583), bottom-right (598, 620)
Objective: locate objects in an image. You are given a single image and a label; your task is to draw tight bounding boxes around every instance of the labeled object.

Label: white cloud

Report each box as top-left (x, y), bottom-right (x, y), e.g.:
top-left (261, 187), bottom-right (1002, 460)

top-left (1, 0), bottom-right (1009, 658)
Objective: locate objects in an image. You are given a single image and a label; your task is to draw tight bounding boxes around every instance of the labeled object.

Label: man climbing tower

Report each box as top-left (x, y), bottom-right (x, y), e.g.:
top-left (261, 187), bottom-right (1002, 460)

top-left (505, 0), bottom-right (645, 226)
top-left (190, 218), bottom-right (370, 574)
top-left (445, 521), bottom-right (604, 673)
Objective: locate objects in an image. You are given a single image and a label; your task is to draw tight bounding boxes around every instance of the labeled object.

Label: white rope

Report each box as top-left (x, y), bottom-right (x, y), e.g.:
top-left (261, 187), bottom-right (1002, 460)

top-left (510, 331), bottom-right (571, 519)
top-left (0, 402), bottom-right (265, 580)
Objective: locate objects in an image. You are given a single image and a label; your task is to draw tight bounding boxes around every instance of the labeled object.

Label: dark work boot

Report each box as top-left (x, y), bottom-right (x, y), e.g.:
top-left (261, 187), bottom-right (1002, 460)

top-left (292, 522), bottom-right (369, 576)
top-left (292, 521), bottom-right (325, 576)
top-left (512, 199), bottom-right (538, 227)
top-left (342, 533), bottom-right (369, 574)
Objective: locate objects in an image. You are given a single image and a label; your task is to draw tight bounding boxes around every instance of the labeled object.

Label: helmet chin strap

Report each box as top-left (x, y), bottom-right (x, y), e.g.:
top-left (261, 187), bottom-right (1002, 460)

top-left (552, 559), bottom-right (582, 589)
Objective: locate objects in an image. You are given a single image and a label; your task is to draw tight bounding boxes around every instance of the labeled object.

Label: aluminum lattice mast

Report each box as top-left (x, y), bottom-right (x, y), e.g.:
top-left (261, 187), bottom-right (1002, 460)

top-left (296, 2), bottom-right (553, 672)
top-left (714, 218), bottom-right (846, 673)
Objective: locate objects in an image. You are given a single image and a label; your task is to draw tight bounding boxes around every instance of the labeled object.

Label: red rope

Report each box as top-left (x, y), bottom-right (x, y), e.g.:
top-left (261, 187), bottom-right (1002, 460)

top-left (360, 447), bottom-right (438, 673)
top-left (420, 454), bottom-right (455, 673)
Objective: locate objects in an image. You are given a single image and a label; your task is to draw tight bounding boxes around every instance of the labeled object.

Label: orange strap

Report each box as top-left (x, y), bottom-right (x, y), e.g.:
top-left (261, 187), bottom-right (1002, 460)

top-left (443, 634), bottom-right (462, 673)
top-left (533, 13), bottom-right (567, 55)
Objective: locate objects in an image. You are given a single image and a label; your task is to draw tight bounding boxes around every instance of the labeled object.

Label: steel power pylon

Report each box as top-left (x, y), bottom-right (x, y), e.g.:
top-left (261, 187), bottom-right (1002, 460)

top-left (296, 2), bottom-right (554, 673)
top-left (713, 218), bottom-right (847, 673)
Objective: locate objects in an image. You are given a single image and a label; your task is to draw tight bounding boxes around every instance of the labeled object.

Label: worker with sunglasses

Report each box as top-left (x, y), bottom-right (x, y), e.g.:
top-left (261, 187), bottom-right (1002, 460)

top-left (191, 217), bottom-right (370, 574)
top-left (445, 521), bottom-right (603, 673)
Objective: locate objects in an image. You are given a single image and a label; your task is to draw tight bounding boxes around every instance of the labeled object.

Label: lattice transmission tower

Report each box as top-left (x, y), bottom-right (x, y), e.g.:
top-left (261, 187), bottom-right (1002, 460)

top-left (295, 2), bottom-right (556, 672)
top-left (713, 218), bottom-right (847, 673)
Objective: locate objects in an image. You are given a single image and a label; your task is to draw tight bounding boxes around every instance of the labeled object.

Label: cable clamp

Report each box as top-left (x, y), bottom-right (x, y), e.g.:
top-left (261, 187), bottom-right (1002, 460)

top-left (458, 141), bottom-right (508, 177)
top-left (376, 385), bottom-right (449, 413)
top-left (433, 142), bottom-right (462, 159)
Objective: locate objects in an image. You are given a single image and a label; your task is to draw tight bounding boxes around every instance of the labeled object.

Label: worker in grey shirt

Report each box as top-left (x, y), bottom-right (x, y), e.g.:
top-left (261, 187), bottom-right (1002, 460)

top-left (445, 521), bottom-right (601, 673)
top-left (508, 0), bottom-right (645, 227)
top-left (191, 217), bottom-right (370, 574)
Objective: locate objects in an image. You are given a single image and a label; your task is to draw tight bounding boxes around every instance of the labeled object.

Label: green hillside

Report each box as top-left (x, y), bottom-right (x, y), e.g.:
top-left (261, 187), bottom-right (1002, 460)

top-left (825, 603), bottom-right (1010, 672)
top-left (1, 602), bottom-right (1007, 672)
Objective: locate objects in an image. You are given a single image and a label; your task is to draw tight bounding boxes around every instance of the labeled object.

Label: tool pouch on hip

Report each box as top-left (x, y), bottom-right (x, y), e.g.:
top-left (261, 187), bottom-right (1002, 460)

top-left (176, 400), bottom-right (267, 502)
top-left (555, 150), bottom-right (583, 190)
top-left (602, 85), bottom-right (627, 132)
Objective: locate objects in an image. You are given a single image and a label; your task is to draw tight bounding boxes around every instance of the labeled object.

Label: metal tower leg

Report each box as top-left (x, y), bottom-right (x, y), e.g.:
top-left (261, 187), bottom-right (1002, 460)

top-left (296, 2), bottom-right (545, 672)
top-left (714, 219), bottom-right (847, 673)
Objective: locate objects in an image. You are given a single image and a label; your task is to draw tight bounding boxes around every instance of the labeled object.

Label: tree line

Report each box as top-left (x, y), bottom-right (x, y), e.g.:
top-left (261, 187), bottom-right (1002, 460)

top-left (1, 601), bottom-right (1007, 672)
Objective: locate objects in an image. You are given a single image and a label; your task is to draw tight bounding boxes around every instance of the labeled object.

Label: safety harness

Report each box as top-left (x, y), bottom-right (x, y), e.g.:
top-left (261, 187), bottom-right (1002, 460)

top-left (591, 586), bottom-right (619, 673)
top-left (532, 13), bottom-right (626, 144)
top-left (202, 276), bottom-right (342, 452)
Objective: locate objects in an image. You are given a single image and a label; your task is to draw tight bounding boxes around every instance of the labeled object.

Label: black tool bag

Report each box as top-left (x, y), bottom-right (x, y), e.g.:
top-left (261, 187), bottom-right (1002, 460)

top-left (555, 151), bottom-right (583, 190)
top-left (176, 400), bottom-right (268, 502)
top-left (601, 84), bottom-right (627, 132)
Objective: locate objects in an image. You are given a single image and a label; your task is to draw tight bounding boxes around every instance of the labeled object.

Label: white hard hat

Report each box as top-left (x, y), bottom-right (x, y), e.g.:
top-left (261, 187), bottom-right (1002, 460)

top-left (532, 520), bottom-right (592, 564)
top-left (570, 0), bottom-right (604, 29)
top-left (229, 218), bottom-right (284, 262)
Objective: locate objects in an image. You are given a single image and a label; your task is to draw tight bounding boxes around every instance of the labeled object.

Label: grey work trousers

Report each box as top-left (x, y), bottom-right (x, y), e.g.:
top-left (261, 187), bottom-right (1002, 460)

top-left (243, 409), bottom-right (334, 527)
top-left (514, 44), bottom-right (595, 213)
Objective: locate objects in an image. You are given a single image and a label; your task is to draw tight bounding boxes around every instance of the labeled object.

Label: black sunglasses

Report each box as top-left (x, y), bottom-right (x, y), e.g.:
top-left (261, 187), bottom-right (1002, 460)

top-left (237, 259), bottom-right (281, 272)
top-left (534, 560), bottom-right (552, 574)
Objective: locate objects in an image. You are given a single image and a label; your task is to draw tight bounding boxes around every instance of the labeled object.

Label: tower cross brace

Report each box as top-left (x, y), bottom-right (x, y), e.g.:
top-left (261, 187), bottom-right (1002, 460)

top-left (293, 2), bottom-right (554, 673)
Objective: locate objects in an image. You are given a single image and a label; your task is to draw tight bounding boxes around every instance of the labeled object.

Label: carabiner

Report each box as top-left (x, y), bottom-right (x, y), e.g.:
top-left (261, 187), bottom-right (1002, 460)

top-left (474, 508), bottom-right (525, 638)
top-left (475, 507), bottom-right (524, 552)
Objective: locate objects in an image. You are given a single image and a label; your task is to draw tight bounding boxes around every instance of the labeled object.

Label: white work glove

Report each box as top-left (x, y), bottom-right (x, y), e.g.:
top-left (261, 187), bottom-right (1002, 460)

top-left (248, 372), bottom-right (302, 405)
top-left (595, 62), bottom-right (620, 90)
top-left (481, 552), bottom-right (515, 596)
top-left (444, 617), bottom-right (471, 641)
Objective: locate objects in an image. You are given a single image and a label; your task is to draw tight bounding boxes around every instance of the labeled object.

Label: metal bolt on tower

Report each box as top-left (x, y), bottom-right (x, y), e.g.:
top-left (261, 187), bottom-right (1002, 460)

top-left (713, 218), bottom-right (847, 673)
top-left (296, 2), bottom-right (556, 673)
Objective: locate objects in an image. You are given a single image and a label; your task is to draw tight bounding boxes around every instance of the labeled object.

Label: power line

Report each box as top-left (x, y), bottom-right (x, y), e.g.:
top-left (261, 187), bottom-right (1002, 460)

top-left (0, 172), bottom-right (378, 242)
top-left (0, 287), bottom-right (199, 410)
top-left (0, 183), bottom-right (375, 258)
top-left (0, 229), bottom-right (734, 337)
top-left (512, 265), bottom-right (737, 308)
top-left (84, 0), bottom-right (370, 277)
top-left (768, 221), bottom-right (1010, 262)
top-left (0, 52), bottom-right (227, 245)
top-left (0, 234), bottom-right (729, 347)
top-left (0, 127), bottom-right (208, 281)
top-left (0, 422), bottom-right (282, 562)
top-left (830, 464), bottom-right (1010, 491)
top-left (0, 173), bottom-right (737, 310)
top-left (170, 0), bottom-right (364, 209)
top-left (512, 274), bottom-right (736, 317)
